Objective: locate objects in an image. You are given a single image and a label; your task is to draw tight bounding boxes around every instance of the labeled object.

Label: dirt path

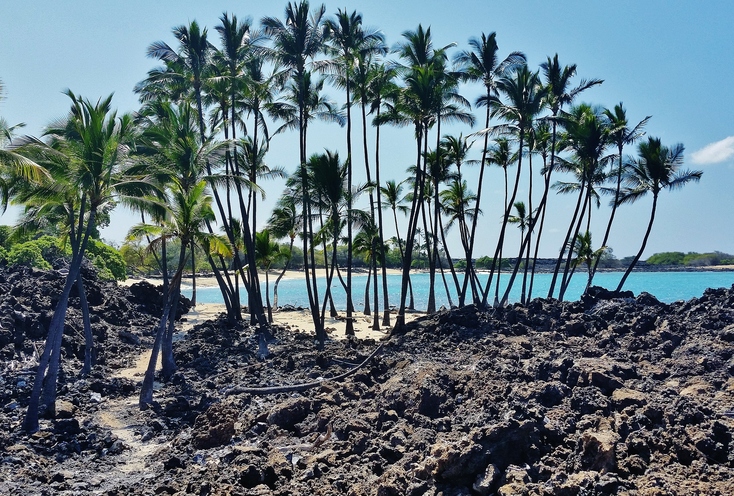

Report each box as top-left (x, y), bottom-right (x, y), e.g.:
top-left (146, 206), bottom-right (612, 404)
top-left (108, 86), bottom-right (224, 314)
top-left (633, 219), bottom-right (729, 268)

top-left (98, 348), bottom-right (162, 474)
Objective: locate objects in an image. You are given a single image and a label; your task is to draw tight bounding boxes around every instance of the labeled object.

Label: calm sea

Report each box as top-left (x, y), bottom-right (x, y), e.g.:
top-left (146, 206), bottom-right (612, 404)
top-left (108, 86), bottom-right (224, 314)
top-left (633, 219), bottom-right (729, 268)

top-left (183, 270), bottom-right (734, 310)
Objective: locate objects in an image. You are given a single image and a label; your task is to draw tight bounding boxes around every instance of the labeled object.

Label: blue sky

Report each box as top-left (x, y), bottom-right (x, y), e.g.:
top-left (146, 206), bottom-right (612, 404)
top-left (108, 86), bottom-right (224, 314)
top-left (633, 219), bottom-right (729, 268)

top-left (1, 0), bottom-right (733, 258)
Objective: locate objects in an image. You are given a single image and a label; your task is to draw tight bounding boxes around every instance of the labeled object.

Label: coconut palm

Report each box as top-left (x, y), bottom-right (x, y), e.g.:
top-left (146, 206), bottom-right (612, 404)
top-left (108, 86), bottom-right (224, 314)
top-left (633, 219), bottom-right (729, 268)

top-left (0, 119), bottom-right (49, 209)
top-left (615, 138), bottom-right (701, 291)
top-left (23, 91), bottom-right (150, 432)
top-left (142, 21), bottom-right (267, 325)
top-left (268, 69), bottom-right (344, 338)
top-left (134, 179), bottom-right (231, 408)
top-left (262, 1), bottom-right (327, 331)
top-left (255, 229), bottom-right (286, 323)
top-left (485, 137), bottom-right (516, 304)
top-left (267, 192), bottom-right (299, 310)
top-left (483, 65), bottom-right (546, 306)
top-left (569, 230), bottom-right (608, 292)
top-left (589, 104), bottom-right (651, 284)
top-left (453, 32), bottom-right (525, 305)
top-left (541, 54), bottom-right (603, 297)
top-left (507, 201), bottom-right (532, 304)
top-left (384, 25), bottom-right (455, 326)
top-left (380, 179), bottom-right (414, 309)
top-left (363, 62), bottom-right (398, 324)
top-left (527, 120), bottom-right (552, 299)
top-left (552, 104), bottom-right (614, 299)
top-left (307, 150), bottom-right (348, 344)
top-left (321, 8), bottom-right (386, 335)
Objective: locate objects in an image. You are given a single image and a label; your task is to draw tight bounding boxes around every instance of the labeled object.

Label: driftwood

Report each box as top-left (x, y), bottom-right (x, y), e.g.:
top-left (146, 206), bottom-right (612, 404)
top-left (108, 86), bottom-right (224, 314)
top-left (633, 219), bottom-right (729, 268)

top-left (224, 343), bottom-right (384, 396)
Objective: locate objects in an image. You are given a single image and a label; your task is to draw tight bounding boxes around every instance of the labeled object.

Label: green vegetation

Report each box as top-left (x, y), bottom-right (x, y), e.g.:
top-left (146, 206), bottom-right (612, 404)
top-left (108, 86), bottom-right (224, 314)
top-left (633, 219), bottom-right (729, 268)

top-left (646, 251), bottom-right (734, 267)
top-left (0, 230), bottom-right (125, 280)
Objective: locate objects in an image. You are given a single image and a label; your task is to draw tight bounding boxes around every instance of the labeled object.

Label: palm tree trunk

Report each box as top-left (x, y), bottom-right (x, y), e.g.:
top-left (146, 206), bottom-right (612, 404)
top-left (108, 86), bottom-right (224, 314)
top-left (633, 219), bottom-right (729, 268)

top-left (370, 103), bottom-right (391, 326)
top-left (527, 162), bottom-right (552, 299)
top-left (395, 122), bottom-right (425, 329)
top-left (463, 94), bottom-right (492, 306)
top-left (78, 276), bottom-right (93, 376)
top-left (590, 147), bottom-right (624, 285)
top-left (617, 193), bottom-right (658, 291)
top-left (548, 178), bottom-right (586, 298)
top-left (273, 239), bottom-right (294, 310)
top-left (265, 270), bottom-right (273, 323)
top-left (190, 239), bottom-right (197, 306)
top-left (559, 188), bottom-right (591, 300)
top-left (345, 75), bottom-right (355, 336)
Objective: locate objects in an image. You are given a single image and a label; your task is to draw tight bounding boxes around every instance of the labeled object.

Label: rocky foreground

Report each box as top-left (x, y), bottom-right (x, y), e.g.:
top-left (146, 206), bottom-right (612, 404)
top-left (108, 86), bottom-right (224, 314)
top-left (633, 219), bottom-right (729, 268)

top-left (1, 265), bottom-right (733, 495)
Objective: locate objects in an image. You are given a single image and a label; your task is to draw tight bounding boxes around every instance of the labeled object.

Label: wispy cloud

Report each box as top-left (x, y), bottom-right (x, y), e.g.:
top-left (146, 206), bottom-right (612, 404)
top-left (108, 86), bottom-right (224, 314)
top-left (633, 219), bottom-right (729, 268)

top-left (691, 136), bottom-right (734, 165)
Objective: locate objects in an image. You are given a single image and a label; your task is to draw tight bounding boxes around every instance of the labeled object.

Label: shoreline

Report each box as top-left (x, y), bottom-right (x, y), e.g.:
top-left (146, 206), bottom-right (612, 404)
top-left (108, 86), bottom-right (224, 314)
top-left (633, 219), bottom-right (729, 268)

top-left (178, 302), bottom-right (417, 341)
top-left (120, 265), bottom-right (734, 290)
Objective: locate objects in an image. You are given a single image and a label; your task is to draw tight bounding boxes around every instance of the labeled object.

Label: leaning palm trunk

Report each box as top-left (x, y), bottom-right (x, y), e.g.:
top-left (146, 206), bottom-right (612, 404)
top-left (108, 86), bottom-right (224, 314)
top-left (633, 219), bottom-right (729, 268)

top-left (527, 163), bottom-right (552, 299)
top-left (548, 177), bottom-right (587, 298)
top-left (363, 267), bottom-right (371, 315)
top-left (140, 248), bottom-right (186, 408)
top-left (264, 270), bottom-right (273, 323)
top-left (559, 189), bottom-right (591, 300)
top-left (395, 123), bottom-right (426, 329)
top-left (482, 137), bottom-right (524, 307)
top-left (424, 195), bottom-right (436, 313)
top-left (161, 286), bottom-right (181, 380)
top-left (24, 208), bottom-right (96, 433)
top-left (77, 276), bottom-right (93, 376)
top-left (462, 89), bottom-right (492, 307)
top-left (589, 151), bottom-right (624, 286)
top-left (617, 194), bottom-right (658, 291)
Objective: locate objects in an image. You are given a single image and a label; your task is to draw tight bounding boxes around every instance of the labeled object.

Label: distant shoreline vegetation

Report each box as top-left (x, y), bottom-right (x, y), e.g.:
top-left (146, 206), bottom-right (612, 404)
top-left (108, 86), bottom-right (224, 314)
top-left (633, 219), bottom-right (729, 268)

top-left (0, 229), bottom-right (730, 278)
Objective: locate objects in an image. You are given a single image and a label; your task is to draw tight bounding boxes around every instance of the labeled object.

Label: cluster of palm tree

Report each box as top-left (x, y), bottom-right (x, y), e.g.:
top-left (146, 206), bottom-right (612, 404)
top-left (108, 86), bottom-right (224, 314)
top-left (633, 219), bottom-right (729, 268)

top-left (0, 2), bottom-right (704, 431)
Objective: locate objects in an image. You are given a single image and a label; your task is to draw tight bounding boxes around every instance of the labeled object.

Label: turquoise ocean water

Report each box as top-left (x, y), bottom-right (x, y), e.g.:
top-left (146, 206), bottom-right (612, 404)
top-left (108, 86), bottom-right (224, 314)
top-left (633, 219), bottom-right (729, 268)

top-left (183, 270), bottom-right (734, 310)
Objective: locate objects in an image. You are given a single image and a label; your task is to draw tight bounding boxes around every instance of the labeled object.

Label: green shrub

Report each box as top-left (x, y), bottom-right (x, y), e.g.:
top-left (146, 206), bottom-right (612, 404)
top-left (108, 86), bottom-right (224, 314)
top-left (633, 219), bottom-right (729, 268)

top-left (646, 251), bottom-right (685, 265)
top-left (7, 242), bottom-right (52, 270)
top-left (86, 239), bottom-right (126, 280)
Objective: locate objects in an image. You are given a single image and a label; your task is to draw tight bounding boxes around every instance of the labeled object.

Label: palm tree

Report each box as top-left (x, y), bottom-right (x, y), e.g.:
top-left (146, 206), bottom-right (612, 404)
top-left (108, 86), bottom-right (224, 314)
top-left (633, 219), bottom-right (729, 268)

top-left (267, 192), bottom-right (299, 309)
top-left (440, 178), bottom-right (478, 301)
top-left (485, 137), bottom-right (516, 304)
top-left (133, 179), bottom-right (231, 408)
top-left (507, 201), bottom-right (532, 304)
top-left (255, 229), bottom-right (286, 323)
top-left (589, 103), bottom-right (651, 284)
top-left (322, 9), bottom-right (386, 335)
top-left (12, 171), bottom-right (98, 376)
top-left (541, 54), bottom-right (603, 298)
top-left (0, 119), bottom-right (49, 209)
top-left (380, 179), bottom-right (414, 309)
top-left (552, 104), bottom-right (613, 299)
top-left (307, 150), bottom-right (348, 344)
top-left (363, 62), bottom-right (397, 325)
top-left (23, 91), bottom-right (149, 432)
top-left (268, 68), bottom-right (344, 339)
top-left (142, 21), bottom-right (267, 325)
top-left (483, 65), bottom-right (546, 306)
top-left (527, 120), bottom-right (552, 299)
top-left (615, 137), bottom-right (701, 291)
top-left (386, 25), bottom-right (453, 325)
top-left (262, 1), bottom-right (327, 335)
top-left (454, 32), bottom-right (525, 305)
top-left (569, 230), bottom-right (607, 292)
